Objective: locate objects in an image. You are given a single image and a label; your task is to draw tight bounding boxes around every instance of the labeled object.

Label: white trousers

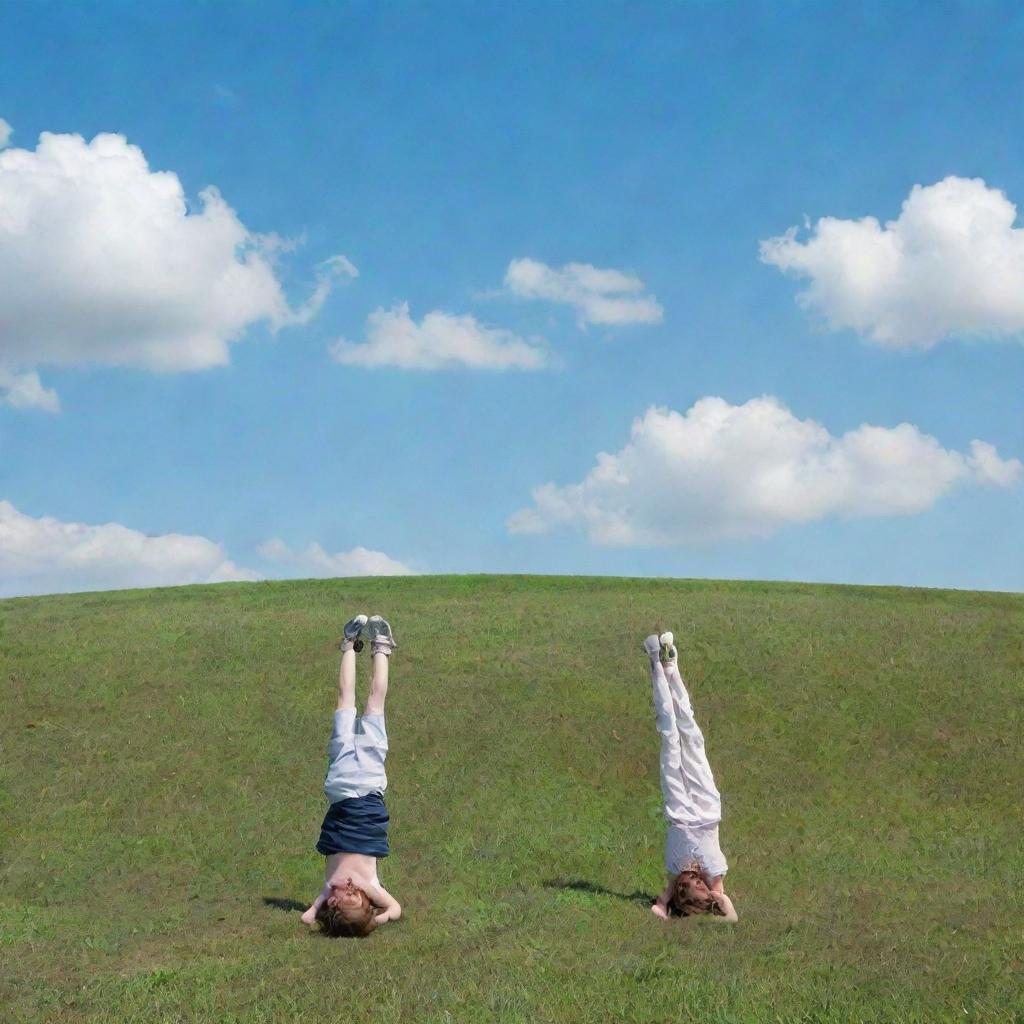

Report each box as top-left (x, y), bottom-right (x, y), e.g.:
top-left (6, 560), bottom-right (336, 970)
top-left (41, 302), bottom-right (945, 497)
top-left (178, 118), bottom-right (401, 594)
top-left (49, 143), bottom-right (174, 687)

top-left (323, 709), bottom-right (389, 803)
top-left (651, 658), bottom-right (728, 877)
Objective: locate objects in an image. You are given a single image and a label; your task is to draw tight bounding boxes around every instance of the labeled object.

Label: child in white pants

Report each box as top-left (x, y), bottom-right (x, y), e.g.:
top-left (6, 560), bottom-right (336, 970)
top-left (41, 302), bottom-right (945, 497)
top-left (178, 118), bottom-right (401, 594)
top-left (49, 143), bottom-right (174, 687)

top-left (645, 632), bottom-right (738, 922)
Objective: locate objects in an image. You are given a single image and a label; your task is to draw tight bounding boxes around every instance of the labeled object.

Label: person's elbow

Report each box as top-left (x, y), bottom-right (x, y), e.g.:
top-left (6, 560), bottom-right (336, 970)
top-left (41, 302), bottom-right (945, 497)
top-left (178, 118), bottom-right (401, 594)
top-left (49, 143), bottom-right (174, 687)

top-left (715, 895), bottom-right (738, 922)
top-left (374, 905), bottom-right (401, 926)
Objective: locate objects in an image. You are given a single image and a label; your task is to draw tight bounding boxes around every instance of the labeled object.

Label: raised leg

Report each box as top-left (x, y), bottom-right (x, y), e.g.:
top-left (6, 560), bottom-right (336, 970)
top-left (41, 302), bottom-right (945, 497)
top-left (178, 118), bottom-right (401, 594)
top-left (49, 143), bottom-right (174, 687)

top-left (327, 648), bottom-right (358, 763)
top-left (336, 647), bottom-right (356, 711)
top-left (664, 662), bottom-right (722, 824)
top-left (364, 651), bottom-right (389, 716)
top-left (650, 658), bottom-right (695, 823)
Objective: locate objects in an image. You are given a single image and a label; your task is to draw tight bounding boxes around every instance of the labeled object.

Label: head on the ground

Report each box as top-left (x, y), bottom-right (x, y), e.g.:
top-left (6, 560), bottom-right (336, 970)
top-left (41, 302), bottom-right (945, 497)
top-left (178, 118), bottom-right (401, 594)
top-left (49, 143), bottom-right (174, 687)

top-left (668, 863), bottom-right (727, 918)
top-left (315, 880), bottom-right (378, 937)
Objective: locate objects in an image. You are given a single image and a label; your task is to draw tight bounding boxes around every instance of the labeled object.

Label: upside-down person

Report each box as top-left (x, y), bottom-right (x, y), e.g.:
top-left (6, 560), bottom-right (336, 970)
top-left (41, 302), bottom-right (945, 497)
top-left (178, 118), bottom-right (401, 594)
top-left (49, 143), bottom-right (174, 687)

top-left (301, 614), bottom-right (402, 937)
top-left (644, 631), bottom-right (738, 923)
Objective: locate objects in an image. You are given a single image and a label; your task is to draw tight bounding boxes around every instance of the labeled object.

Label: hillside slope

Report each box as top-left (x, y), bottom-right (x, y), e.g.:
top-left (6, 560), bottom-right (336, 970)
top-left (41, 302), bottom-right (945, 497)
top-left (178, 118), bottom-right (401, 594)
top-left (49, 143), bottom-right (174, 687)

top-left (2, 575), bottom-right (1022, 1023)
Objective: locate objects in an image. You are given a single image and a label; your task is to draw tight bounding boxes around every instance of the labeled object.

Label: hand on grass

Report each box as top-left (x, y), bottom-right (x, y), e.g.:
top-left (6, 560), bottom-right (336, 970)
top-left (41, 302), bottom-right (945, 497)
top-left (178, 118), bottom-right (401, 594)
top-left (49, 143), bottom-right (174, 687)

top-left (712, 892), bottom-right (738, 923)
top-left (373, 897), bottom-right (402, 925)
top-left (650, 902), bottom-right (670, 920)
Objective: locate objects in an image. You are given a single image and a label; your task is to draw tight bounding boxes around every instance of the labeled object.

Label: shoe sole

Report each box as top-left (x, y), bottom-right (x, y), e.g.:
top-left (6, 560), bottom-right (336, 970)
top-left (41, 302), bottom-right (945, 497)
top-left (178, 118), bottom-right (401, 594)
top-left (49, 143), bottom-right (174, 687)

top-left (367, 615), bottom-right (397, 648)
top-left (343, 614), bottom-right (368, 641)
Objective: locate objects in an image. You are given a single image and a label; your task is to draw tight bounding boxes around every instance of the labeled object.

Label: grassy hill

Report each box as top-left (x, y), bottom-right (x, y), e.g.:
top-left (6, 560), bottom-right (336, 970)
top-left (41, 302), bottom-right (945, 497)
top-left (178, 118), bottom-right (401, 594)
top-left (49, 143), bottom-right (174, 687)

top-left (2, 575), bottom-right (1022, 1023)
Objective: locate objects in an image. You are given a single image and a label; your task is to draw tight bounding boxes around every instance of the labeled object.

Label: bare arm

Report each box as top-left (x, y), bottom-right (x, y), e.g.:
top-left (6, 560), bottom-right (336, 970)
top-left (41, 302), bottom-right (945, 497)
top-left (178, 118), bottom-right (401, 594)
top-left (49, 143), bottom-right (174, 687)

top-left (651, 879), bottom-right (674, 919)
top-left (301, 883), bottom-right (331, 925)
top-left (364, 882), bottom-right (402, 925)
top-left (712, 891), bottom-right (738, 922)
top-left (706, 874), bottom-right (738, 922)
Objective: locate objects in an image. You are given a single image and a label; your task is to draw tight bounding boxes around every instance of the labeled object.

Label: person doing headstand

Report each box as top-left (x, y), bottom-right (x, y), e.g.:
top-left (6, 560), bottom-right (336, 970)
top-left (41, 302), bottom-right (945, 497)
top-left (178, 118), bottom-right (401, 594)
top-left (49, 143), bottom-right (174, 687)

top-left (301, 613), bottom-right (402, 937)
top-left (644, 631), bottom-right (738, 922)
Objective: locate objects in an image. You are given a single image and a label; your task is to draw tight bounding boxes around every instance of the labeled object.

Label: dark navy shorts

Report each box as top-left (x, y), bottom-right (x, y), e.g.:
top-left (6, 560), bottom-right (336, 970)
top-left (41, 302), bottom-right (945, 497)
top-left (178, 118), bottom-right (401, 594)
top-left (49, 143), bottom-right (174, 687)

top-left (316, 791), bottom-right (390, 857)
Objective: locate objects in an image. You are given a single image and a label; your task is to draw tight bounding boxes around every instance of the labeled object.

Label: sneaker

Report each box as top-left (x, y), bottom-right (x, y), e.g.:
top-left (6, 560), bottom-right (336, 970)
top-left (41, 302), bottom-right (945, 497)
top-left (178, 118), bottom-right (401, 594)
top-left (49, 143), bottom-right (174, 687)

top-left (340, 614), bottom-right (368, 653)
top-left (643, 633), bottom-right (662, 660)
top-left (659, 631), bottom-right (678, 666)
top-left (367, 615), bottom-right (397, 655)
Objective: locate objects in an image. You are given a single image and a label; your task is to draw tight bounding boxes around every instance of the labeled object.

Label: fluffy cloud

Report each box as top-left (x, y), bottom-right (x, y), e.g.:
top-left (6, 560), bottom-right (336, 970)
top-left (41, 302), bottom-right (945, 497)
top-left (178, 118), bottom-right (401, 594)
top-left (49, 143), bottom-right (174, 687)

top-left (0, 500), bottom-right (257, 597)
top-left (761, 176), bottom-right (1024, 348)
top-left (0, 501), bottom-right (417, 597)
top-left (508, 396), bottom-right (1022, 545)
top-left (0, 369), bottom-right (60, 412)
top-left (329, 303), bottom-right (548, 370)
top-left (0, 119), bottom-right (11, 148)
top-left (258, 538), bottom-right (414, 577)
top-left (0, 124), bottom-right (354, 402)
top-left (504, 258), bottom-right (663, 327)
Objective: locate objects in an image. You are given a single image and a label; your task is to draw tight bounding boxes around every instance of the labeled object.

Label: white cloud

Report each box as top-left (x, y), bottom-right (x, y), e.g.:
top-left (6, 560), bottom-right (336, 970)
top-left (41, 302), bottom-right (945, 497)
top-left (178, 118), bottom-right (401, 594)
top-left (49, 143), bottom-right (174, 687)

top-left (508, 396), bottom-right (1022, 545)
top-left (761, 176), bottom-right (1024, 348)
top-left (0, 500), bottom-right (258, 597)
top-left (967, 439), bottom-right (1022, 486)
top-left (0, 127), bottom-right (354, 403)
top-left (0, 119), bottom-right (11, 148)
top-left (258, 538), bottom-right (415, 577)
top-left (503, 258), bottom-right (663, 327)
top-left (0, 369), bottom-right (60, 412)
top-left (329, 302), bottom-right (548, 370)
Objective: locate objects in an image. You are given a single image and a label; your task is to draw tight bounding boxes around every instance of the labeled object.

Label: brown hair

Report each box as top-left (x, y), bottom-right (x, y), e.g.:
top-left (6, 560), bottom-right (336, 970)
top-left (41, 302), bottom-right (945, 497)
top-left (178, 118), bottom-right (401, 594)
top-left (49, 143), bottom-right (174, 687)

top-left (315, 888), bottom-right (378, 938)
top-left (668, 862), bottom-right (726, 918)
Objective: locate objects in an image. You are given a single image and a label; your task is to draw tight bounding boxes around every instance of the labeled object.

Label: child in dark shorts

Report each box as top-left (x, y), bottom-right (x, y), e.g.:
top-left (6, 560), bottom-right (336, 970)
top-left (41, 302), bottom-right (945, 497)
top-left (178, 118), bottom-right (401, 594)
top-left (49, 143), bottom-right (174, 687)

top-left (301, 614), bottom-right (402, 937)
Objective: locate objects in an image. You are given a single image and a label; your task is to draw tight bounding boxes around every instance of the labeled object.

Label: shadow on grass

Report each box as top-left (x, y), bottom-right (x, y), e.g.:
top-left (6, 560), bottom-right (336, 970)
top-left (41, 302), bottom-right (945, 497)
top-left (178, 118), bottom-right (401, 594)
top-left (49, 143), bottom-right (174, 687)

top-left (544, 879), bottom-right (655, 907)
top-left (263, 896), bottom-right (306, 912)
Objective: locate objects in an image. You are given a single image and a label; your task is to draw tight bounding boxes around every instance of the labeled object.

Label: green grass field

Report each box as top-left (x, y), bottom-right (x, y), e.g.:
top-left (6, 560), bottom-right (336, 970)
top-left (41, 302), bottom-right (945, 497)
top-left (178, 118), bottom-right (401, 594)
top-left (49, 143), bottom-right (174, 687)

top-left (2, 575), bottom-right (1022, 1023)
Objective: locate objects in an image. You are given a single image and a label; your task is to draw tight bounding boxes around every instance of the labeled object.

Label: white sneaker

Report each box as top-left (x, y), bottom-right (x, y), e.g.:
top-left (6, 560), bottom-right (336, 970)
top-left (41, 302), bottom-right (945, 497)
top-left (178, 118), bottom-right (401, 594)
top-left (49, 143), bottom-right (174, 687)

top-left (643, 634), bottom-right (661, 660)
top-left (367, 615), bottom-right (397, 655)
top-left (659, 631), bottom-right (678, 666)
top-left (340, 614), bottom-right (367, 653)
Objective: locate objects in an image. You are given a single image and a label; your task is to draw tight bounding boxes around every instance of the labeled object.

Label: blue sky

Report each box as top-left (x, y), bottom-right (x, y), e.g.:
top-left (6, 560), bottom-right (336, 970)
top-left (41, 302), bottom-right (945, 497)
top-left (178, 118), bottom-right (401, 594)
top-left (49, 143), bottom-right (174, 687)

top-left (1, 0), bottom-right (1022, 595)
